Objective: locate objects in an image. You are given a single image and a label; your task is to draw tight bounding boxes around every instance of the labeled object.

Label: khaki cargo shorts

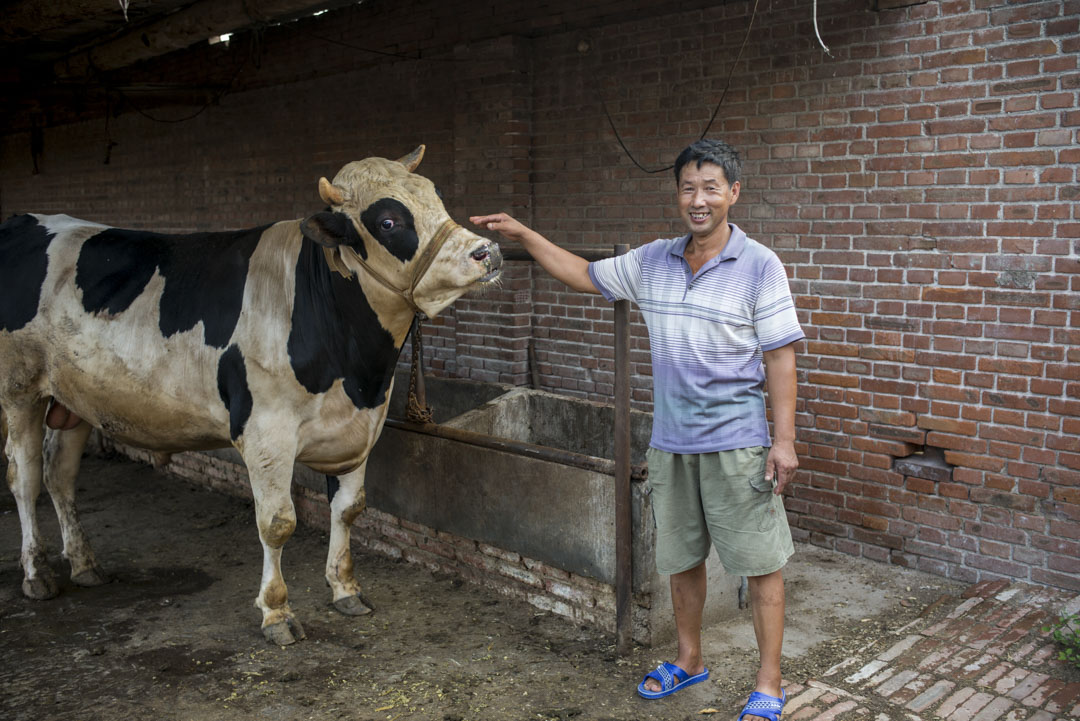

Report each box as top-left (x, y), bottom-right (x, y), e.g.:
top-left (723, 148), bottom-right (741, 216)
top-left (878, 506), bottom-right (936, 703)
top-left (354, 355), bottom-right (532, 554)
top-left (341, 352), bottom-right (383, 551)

top-left (646, 446), bottom-right (794, 577)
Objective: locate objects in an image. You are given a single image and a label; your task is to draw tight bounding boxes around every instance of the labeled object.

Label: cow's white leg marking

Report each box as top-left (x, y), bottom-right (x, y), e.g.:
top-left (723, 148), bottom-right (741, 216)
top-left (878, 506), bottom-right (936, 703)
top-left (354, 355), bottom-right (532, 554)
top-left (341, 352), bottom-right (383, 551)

top-left (243, 437), bottom-right (305, 645)
top-left (3, 401), bottom-right (59, 599)
top-left (42, 423), bottom-right (107, 587)
top-left (326, 462), bottom-right (372, 616)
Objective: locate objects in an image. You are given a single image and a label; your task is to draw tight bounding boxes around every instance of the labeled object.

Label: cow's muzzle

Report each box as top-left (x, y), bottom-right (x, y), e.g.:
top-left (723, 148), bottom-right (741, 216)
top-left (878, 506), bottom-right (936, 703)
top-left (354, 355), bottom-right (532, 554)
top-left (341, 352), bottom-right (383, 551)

top-left (474, 241), bottom-right (502, 282)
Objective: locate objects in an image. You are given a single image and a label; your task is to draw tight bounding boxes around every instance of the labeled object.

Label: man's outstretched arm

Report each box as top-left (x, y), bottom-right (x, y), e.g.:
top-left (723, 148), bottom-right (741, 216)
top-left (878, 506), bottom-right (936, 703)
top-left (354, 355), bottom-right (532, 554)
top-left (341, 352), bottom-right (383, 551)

top-left (470, 213), bottom-right (599, 294)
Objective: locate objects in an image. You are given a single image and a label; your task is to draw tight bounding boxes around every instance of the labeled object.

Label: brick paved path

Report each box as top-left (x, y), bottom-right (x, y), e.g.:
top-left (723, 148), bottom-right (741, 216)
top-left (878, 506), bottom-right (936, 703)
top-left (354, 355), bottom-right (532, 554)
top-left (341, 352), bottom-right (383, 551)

top-left (783, 580), bottom-right (1080, 721)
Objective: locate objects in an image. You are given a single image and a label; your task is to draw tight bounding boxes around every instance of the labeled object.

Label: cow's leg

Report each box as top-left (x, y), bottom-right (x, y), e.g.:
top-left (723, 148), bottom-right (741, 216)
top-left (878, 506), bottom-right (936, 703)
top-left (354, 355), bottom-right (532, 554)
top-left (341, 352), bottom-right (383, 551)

top-left (42, 422), bottom-right (108, 587)
top-left (244, 442), bottom-right (306, 645)
top-left (3, 401), bottom-right (59, 599)
top-left (326, 462), bottom-right (374, 616)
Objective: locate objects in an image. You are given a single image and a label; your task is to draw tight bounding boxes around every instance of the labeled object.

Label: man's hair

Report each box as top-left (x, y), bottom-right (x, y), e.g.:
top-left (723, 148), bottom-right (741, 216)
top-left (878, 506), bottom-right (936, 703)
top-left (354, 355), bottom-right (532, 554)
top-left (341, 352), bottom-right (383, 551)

top-left (673, 139), bottom-right (742, 186)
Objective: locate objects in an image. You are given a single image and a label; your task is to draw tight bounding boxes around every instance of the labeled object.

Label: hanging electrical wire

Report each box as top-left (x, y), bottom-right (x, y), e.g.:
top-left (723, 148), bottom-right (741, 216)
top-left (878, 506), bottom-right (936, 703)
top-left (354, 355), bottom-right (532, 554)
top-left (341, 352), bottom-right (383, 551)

top-left (600, 0), bottom-right (761, 174)
top-left (814, 0), bottom-right (833, 56)
top-left (109, 33), bottom-right (256, 124)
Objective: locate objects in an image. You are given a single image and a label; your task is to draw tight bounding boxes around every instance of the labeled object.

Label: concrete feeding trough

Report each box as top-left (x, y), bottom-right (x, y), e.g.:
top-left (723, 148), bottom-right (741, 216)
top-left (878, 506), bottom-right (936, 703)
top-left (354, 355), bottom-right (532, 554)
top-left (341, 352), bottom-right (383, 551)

top-left (374, 373), bottom-right (651, 596)
top-left (355, 372), bottom-right (745, 645)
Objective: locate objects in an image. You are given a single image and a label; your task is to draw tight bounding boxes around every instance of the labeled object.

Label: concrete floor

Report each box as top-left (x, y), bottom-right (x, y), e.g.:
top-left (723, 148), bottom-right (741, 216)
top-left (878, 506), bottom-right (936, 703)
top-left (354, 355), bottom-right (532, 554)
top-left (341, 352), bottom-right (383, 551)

top-left (2, 452), bottom-right (1078, 721)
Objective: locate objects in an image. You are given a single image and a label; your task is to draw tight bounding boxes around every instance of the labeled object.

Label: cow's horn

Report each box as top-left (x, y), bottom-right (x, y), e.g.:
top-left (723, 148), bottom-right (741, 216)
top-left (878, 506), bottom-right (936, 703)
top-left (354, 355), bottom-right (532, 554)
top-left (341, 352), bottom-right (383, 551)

top-left (318, 177), bottom-right (346, 206)
top-left (397, 145), bottom-right (425, 172)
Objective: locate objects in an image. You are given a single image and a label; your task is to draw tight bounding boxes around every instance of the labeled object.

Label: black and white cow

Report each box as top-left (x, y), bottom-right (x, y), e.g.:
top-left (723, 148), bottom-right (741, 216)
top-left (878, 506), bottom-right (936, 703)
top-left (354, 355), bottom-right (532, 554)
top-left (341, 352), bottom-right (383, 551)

top-left (0, 146), bottom-right (501, 645)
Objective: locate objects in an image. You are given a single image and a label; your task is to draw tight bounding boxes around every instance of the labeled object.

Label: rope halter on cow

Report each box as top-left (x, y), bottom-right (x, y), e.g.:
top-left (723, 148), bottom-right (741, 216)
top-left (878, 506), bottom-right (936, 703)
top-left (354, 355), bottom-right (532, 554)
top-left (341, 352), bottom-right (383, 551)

top-left (322, 217), bottom-right (461, 318)
top-left (321, 216), bottom-right (459, 424)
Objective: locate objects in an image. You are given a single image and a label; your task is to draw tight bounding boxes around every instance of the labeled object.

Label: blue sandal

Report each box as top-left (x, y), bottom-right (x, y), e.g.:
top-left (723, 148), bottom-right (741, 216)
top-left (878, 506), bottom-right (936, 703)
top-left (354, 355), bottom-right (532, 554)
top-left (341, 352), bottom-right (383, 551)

top-left (636, 662), bottom-right (710, 699)
top-left (738, 688), bottom-right (787, 721)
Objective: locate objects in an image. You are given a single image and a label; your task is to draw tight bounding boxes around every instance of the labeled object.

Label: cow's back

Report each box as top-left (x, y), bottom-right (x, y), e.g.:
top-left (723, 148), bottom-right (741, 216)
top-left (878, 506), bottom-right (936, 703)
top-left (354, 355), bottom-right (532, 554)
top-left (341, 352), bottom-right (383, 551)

top-left (0, 214), bottom-right (283, 451)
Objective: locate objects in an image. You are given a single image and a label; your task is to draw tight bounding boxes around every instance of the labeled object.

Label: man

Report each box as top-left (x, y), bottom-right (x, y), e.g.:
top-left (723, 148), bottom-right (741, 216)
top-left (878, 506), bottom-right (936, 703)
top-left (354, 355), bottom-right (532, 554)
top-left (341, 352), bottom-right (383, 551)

top-left (471, 139), bottom-right (802, 721)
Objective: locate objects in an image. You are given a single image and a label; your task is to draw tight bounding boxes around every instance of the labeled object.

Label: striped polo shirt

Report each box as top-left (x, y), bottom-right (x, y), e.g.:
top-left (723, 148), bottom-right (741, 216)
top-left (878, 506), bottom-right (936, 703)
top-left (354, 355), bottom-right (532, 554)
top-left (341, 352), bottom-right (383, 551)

top-left (587, 223), bottom-right (804, 454)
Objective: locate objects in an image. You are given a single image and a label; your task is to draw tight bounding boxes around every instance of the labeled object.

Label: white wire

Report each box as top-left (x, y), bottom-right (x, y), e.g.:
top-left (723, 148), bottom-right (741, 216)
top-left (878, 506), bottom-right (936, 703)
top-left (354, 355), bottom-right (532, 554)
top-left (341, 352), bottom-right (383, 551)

top-left (813, 0), bottom-right (833, 56)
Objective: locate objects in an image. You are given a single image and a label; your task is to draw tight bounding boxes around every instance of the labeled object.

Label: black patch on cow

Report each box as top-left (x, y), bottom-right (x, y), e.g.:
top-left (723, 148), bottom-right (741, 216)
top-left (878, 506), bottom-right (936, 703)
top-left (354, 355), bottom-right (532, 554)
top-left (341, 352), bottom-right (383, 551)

top-left (0, 214), bottom-right (53, 332)
top-left (360, 198), bottom-right (418, 263)
top-left (288, 238), bottom-right (401, 411)
top-left (76, 225), bottom-right (270, 348)
top-left (300, 211), bottom-right (367, 259)
top-left (326, 475), bottom-right (340, 503)
top-left (77, 230), bottom-right (163, 316)
top-left (216, 344), bottom-right (253, 441)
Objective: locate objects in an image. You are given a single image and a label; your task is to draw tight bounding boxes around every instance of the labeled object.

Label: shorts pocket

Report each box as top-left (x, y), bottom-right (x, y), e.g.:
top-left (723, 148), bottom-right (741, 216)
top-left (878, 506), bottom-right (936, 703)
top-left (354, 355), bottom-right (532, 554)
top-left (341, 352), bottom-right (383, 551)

top-left (749, 472), bottom-right (774, 494)
top-left (748, 471), bottom-right (779, 532)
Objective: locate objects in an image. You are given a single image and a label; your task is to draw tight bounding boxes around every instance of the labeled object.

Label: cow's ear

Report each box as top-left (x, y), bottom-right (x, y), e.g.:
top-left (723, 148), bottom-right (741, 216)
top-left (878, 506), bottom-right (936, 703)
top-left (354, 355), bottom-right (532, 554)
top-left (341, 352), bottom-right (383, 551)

top-left (397, 145), bottom-right (425, 172)
top-left (300, 212), bottom-right (367, 259)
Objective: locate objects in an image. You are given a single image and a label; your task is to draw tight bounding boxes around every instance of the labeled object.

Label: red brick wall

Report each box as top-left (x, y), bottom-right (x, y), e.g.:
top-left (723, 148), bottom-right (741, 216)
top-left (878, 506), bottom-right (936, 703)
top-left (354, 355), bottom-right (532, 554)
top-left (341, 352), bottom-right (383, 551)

top-left (523, 0), bottom-right (1080, 592)
top-left (2, 0), bottom-right (1078, 591)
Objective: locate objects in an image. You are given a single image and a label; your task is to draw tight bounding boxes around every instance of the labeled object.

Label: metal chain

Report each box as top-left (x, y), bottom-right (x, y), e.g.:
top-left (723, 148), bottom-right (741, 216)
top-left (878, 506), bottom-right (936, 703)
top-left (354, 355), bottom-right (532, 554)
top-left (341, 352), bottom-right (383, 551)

top-left (406, 315), bottom-right (434, 424)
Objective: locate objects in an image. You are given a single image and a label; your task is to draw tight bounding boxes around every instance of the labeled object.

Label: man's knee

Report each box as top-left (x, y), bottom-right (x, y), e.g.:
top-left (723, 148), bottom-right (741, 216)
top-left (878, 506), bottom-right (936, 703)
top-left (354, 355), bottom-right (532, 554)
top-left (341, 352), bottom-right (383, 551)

top-left (748, 569), bottom-right (784, 599)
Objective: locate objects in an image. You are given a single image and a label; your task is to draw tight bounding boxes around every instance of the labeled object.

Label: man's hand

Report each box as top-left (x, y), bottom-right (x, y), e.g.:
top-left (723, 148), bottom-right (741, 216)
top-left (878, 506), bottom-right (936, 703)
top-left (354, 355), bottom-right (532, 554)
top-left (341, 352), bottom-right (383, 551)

top-left (469, 213), bottom-right (531, 243)
top-left (764, 440), bottom-right (798, 495)
top-left (469, 213), bottom-right (598, 294)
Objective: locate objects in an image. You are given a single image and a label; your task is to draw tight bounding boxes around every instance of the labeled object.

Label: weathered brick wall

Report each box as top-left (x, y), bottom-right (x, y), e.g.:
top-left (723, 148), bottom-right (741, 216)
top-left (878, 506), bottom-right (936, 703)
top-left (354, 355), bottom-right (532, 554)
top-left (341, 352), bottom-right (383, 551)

top-left (2, 0), bottom-right (1078, 592)
top-left (523, 0), bottom-right (1080, 592)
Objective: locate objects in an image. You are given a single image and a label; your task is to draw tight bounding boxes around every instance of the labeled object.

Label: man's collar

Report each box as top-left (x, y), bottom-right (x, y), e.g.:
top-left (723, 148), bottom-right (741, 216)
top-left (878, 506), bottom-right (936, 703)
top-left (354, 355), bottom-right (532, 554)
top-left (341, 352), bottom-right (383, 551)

top-left (672, 223), bottom-right (747, 262)
top-left (719, 223), bottom-right (747, 260)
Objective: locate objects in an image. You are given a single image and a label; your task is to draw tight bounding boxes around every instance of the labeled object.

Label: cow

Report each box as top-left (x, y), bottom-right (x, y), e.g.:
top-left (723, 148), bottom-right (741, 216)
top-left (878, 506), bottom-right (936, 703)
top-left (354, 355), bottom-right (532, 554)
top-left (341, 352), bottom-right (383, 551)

top-left (0, 146), bottom-right (501, 645)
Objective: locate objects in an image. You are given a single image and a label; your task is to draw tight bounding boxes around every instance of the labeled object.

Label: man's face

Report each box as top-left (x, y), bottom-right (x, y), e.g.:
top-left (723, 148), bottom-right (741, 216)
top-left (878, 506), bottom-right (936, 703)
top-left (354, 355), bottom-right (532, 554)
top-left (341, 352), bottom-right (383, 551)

top-left (677, 161), bottom-right (740, 240)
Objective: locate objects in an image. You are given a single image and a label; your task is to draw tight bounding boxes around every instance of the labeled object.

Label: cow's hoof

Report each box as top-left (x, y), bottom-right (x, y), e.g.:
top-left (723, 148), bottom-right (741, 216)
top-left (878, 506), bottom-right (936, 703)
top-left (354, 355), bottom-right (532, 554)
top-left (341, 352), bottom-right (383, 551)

top-left (333, 593), bottom-right (374, 616)
top-left (23, 574), bottom-right (60, 600)
top-left (72, 566), bottom-right (109, 587)
top-left (263, 617), bottom-right (306, 646)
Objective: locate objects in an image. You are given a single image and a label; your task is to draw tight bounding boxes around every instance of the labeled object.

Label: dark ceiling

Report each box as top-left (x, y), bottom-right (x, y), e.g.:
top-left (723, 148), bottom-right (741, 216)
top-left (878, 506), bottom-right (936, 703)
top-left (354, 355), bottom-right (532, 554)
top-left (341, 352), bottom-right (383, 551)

top-left (1, 1), bottom-right (355, 82)
top-left (2, 1), bottom-right (190, 66)
top-left (2, 0), bottom-right (751, 130)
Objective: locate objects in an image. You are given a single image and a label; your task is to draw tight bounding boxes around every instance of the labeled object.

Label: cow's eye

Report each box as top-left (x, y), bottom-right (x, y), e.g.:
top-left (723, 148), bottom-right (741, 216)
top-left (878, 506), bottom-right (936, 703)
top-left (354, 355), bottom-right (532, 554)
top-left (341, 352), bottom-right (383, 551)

top-left (380, 218), bottom-right (395, 231)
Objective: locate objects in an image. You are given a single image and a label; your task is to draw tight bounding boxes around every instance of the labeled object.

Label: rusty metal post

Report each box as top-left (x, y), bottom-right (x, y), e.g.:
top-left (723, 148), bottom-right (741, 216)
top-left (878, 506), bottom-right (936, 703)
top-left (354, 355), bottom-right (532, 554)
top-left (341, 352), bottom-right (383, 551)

top-left (613, 243), bottom-right (632, 655)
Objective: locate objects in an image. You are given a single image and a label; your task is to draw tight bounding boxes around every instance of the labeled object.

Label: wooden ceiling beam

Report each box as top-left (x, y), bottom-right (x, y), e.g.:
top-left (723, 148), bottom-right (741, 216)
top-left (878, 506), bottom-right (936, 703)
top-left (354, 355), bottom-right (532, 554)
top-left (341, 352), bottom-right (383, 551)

top-left (53, 0), bottom-right (344, 79)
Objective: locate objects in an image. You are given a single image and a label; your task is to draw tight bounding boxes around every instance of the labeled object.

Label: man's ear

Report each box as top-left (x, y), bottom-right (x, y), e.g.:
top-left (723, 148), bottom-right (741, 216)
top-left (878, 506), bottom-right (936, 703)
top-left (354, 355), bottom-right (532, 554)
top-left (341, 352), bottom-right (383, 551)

top-left (300, 211), bottom-right (367, 259)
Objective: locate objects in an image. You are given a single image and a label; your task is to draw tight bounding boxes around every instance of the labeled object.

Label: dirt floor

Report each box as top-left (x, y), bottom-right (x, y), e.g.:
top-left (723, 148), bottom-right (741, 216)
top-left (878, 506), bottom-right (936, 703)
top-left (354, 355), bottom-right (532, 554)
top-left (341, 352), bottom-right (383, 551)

top-left (0, 450), bottom-right (1026, 721)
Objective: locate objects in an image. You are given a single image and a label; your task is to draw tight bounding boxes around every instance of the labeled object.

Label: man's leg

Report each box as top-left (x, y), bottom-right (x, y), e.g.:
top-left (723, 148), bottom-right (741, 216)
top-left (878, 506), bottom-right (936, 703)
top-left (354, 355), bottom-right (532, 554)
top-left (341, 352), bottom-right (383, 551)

top-left (643, 562), bottom-right (708, 693)
top-left (745, 568), bottom-right (785, 717)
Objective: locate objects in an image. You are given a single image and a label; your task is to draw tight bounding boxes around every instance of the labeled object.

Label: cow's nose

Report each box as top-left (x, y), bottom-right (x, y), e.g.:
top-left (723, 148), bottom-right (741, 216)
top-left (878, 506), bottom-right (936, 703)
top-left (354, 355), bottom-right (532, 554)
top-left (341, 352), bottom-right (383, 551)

top-left (477, 242), bottom-right (502, 268)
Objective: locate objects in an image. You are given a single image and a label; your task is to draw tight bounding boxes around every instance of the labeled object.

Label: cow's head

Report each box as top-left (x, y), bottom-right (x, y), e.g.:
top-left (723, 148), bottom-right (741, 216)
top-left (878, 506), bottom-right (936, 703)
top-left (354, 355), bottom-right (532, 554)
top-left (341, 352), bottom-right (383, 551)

top-left (300, 146), bottom-right (501, 319)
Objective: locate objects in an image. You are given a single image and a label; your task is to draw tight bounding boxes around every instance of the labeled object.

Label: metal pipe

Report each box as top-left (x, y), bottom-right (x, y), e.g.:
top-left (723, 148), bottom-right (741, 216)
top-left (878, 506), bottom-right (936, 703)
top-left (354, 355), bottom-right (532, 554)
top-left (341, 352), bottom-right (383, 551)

top-left (528, 337), bottom-right (541, 389)
top-left (384, 417), bottom-right (647, 481)
top-left (613, 244), bottom-right (633, 655)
